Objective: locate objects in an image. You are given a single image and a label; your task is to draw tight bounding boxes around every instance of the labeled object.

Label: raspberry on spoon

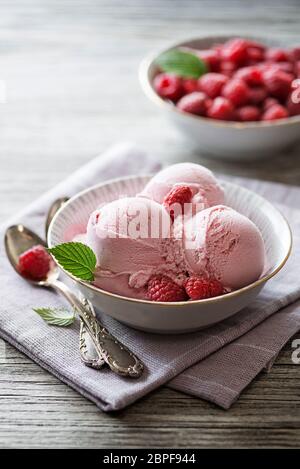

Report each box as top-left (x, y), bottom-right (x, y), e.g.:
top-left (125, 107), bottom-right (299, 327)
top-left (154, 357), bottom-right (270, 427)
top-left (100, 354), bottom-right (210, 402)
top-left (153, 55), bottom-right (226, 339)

top-left (18, 244), bottom-right (53, 281)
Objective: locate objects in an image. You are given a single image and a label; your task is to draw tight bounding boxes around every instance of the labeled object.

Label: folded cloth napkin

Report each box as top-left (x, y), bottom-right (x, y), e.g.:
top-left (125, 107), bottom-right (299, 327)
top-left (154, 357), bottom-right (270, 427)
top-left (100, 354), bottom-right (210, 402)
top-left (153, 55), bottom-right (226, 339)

top-left (1, 142), bottom-right (300, 411)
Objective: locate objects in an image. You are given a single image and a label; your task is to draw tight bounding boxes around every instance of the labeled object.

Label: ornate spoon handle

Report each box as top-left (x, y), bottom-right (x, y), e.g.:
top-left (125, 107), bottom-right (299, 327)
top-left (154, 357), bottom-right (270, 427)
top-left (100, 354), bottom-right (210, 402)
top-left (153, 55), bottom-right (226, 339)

top-left (78, 295), bottom-right (105, 369)
top-left (50, 279), bottom-right (144, 378)
top-left (79, 322), bottom-right (105, 369)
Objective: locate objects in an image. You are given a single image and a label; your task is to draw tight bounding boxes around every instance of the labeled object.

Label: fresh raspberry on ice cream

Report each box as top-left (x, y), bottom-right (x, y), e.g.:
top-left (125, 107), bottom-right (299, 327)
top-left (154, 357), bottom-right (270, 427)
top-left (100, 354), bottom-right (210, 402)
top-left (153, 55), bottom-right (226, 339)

top-left (140, 162), bottom-right (225, 213)
top-left (18, 245), bottom-right (52, 281)
top-left (147, 275), bottom-right (187, 302)
top-left (163, 185), bottom-right (193, 221)
top-left (185, 276), bottom-right (224, 300)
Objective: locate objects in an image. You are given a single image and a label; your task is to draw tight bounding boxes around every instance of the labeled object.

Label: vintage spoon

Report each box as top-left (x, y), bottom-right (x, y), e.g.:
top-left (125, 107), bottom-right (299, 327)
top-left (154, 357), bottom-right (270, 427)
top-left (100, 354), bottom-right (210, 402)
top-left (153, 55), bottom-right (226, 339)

top-left (4, 224), bottom-right (144, 378)
top-left (45, 197), bottom-right (104, 369)
top-left (45, 197), bottom-right (70, 240)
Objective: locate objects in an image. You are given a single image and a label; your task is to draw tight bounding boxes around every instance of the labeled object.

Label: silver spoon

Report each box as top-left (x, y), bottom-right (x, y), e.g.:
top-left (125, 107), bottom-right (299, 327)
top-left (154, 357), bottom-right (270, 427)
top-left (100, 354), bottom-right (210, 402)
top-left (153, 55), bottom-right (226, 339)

top-left (45, 197), bottom-right (70, 240)
top-left (46, 197), bottom-right (105, 370)
top-left (4, 224), bottom-right (144, 378)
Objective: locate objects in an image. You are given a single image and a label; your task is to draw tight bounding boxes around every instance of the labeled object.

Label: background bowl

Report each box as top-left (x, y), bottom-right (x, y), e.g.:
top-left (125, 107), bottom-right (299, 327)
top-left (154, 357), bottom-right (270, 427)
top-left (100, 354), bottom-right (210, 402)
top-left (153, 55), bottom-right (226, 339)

top-left (139, 35), bottom-right (300, 161)
top-left (48, 175), bottom-right (291, 334)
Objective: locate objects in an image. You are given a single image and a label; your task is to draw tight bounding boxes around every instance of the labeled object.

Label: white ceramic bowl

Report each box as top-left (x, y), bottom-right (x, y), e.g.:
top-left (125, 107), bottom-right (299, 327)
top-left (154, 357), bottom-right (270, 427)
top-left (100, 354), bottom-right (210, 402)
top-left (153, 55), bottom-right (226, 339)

top-left (139, 35), bottom-right (300, 160)
top-left (48, 175), bottom-right (292, 334)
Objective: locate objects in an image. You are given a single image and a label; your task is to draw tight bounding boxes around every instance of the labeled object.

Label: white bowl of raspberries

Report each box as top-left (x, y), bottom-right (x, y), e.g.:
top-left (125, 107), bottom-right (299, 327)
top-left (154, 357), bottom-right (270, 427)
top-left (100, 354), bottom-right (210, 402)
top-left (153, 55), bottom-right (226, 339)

top-left (139, 35), bottom-right (300, 160)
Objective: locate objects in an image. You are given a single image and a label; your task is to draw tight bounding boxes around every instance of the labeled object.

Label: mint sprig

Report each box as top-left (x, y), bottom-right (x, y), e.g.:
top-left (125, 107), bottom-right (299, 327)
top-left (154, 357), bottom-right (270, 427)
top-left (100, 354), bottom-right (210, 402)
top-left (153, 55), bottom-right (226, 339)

top-left (155, 49), bottom-right (208, 79)
top-left (48, 242), bottom-right (96, 281)
top-left (33, 307), bottom-right (75, 326)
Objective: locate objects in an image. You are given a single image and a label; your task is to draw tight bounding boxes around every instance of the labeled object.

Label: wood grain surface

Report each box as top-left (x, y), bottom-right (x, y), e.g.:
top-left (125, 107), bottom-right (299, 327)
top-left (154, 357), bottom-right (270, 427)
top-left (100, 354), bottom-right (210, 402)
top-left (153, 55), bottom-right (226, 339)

top-left (0, 0), bottom-right (300, 448)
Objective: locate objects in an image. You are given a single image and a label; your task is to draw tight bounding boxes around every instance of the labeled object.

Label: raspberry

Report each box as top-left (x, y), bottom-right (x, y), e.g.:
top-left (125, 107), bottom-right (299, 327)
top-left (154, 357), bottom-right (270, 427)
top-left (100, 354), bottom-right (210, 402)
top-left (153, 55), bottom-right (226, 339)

top-left (248, 86), bottom-right (267, 104)
top-left (261, 104), bottom-right (289, 121)
top-left (18, 245), bottom-right (52, 281)
top-left (262, 63), bottom-right (294, 74)
top-left (207, 97), bottom-right (234, 121)
top-left (147, 276), bottom-right (187, 302)
top-left (246, 40), bottom-right (266, 51)
top-left (163, 185), bottom-right (193, 221)
top-left (185, 276), bottom-right (224, 300)
top-left (221, 38), bottom-right (249, 64)
top-left (275, 62), bottom-right (295, 74)
top-left (265, 47), bottom-right (290, 62)
top-left (197, 49), bottom-right (220, 72)
top-left (182, 78), bottom-right (199, 94)
top-left (295, 62), bottom-right (300, 77)
top-left (235, 105), bottom-right (261, 122)
top-left (219, 61), bottom-right (237, 77)
top-left (246, 47), bottom-right (264, 63)
top-left (177, 92), bottom-right (207, 116)
top-left (292, 47), bottom-right (300, 61)
top-left (263, 69), bottom-right (294, 100)
top-left (204, 97), bottom-right (213, 112)
top-left (287, 93), bottom-right (300, 116)
top-left (213, 43), bottom-right (223, 55)
top-left (263, 97), bottom-right (279, 110)
top-left (153, 73), bottom-right (183, 102)
top-left (222, 79), bottom-right (250, 106)
top-left (235, 66), bottom-right (263, 86)
top-left (198, 73), bottom-right (228, 98)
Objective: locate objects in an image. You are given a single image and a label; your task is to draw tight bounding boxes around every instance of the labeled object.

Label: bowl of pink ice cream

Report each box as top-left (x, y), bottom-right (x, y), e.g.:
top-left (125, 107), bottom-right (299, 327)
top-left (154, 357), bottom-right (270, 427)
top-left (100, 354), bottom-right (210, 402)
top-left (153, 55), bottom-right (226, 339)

top-left (48, 163), bottom-right (292, 333)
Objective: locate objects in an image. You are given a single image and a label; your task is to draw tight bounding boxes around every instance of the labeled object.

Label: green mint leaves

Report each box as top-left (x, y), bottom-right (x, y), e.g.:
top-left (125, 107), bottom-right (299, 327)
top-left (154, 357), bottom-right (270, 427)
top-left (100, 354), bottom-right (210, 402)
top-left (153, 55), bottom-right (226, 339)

top-left (33, 307), bottom-right (75, 327)
top-left (155, 49), bottom-right (208, 79)
top-left (48, 242), bottom-right (97, 281)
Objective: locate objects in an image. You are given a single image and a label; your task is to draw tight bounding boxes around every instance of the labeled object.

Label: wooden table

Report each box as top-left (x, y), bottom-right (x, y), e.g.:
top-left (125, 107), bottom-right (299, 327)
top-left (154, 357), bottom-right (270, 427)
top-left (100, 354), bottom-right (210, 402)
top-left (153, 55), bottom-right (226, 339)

top-left (0, 0), bottom-right (299, 448)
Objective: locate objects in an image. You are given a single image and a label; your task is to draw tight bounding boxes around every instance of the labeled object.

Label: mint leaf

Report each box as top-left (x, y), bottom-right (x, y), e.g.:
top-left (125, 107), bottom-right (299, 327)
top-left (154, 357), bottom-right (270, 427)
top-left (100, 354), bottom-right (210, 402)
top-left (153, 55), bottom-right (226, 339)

top-left (155, 49), bottom-right (208, 79)
top-left (48, 242), bottom-right (96, 281)
top-left (33, 307), bottom-right (75, 326)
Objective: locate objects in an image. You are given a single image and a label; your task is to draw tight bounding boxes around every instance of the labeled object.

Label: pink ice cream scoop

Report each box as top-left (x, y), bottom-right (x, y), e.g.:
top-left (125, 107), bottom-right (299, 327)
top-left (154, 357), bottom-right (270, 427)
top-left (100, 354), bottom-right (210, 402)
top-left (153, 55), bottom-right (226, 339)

top-left (86, 197), bottom-right (184, 298)
top-left (183, 205), bottom-right (265, 290)
top-left (139, 162), bottom-right (225, 212)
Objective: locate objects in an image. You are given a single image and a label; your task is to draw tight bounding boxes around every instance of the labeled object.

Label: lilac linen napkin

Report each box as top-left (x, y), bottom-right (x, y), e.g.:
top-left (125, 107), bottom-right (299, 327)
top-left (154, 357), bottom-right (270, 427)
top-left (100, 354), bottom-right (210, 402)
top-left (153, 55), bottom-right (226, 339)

top-left (1, 142), bottom-right (300, 412)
